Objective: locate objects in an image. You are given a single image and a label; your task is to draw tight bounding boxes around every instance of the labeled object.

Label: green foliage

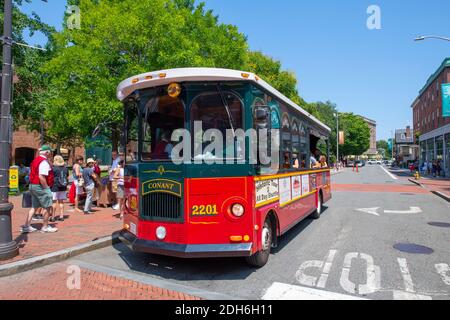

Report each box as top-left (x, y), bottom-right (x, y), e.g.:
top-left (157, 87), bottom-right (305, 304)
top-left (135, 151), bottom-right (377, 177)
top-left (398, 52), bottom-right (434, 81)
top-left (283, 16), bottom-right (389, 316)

top-left (338, 113), bottom-right (370, 156)
top-left (246, 51), bottom-right (306, 107)
top-left (1, 0), bottom-right (54, 127)
top-left (41, 0), bottom-right (249, 145)
top-left (377, 140), bottom-right (391, 158)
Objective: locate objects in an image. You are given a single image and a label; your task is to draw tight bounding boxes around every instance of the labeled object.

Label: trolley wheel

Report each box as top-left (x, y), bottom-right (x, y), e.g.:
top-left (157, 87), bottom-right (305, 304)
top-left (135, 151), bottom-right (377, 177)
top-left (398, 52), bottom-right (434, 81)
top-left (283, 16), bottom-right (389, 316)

top-left (246, 219), bottom-right (272, 268)
top-left (310, 192), bottom-right (323, 219)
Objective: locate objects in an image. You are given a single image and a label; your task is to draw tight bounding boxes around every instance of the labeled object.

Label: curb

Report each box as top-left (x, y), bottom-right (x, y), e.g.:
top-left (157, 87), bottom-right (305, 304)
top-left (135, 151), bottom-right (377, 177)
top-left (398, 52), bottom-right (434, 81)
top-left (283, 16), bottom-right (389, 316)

top-left (0, 232), bottom-right (121, 278)
top-left (408, 178), bottom-right (422, 187)
top-left (431, 191), bottom-right (450, 203)
top-left (408, 178), bottom-right (450, 203)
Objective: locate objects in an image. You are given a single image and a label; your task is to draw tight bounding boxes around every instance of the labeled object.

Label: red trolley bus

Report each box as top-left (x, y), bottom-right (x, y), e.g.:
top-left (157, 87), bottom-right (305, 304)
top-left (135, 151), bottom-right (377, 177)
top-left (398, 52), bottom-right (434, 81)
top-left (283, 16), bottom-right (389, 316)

top-left (117, 68), bottom-right (331, 267)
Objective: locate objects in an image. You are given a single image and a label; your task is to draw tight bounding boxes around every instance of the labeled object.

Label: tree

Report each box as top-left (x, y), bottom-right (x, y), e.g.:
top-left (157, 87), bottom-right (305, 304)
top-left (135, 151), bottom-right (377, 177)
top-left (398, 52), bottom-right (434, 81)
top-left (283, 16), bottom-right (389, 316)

top-left (42, 0), bottom-right (249, 148)
top-left (307, 101), bottom-right (339, 157)
top-left (338, 113), bottom-right (370, 157)
top-left (0, 0), bottom-right (54, 128)
top-left (245, 51), bottom-right (307, 107)
top-left (377, 140), bottom-right (391, 158)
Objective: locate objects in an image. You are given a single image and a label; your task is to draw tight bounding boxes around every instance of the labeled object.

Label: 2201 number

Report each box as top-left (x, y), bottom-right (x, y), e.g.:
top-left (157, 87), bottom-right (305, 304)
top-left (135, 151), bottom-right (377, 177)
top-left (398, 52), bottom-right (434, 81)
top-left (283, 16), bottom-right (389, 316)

top-left (191, 204), bottom-right (218, 216)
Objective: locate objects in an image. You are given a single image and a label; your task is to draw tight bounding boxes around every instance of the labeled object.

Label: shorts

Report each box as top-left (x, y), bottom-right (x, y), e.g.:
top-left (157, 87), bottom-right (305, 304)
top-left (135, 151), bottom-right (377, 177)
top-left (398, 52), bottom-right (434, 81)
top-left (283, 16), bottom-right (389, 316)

top-left (73, 180), bottom-right (84, 196)
top-left (53, 191), bottom-right (67, 201)
top-left (29, 184), bottom-right (53, 209)
top-left (116, 185), bottom-right (125, 199)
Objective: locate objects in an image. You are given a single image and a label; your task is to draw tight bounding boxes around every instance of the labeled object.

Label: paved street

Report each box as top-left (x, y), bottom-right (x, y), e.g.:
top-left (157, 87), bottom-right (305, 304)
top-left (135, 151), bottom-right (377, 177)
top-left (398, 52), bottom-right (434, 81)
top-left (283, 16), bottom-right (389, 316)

top-left (15, 164), bottom-right (447, 300)
top-left (1, 165), bottom-right (449, 300)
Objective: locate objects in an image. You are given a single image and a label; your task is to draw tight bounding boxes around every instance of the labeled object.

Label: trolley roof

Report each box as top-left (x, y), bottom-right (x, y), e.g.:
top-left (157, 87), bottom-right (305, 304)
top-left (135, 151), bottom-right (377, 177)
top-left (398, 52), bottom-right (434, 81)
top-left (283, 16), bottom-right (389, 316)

top-left (117, 67), bottom-right (331, 133)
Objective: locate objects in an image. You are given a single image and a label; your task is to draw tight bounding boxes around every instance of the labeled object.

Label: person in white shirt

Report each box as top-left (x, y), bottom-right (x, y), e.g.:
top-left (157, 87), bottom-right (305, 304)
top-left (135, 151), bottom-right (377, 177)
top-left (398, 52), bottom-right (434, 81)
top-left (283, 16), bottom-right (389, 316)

top-left (109, 151), bottom-right (122, 210)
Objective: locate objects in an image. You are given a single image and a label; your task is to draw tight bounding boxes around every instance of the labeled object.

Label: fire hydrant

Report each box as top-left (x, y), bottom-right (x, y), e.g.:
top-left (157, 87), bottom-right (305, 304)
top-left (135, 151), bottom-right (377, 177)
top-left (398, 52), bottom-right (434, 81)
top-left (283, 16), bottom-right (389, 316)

top-left (414, 171), bottom-right (420, 180)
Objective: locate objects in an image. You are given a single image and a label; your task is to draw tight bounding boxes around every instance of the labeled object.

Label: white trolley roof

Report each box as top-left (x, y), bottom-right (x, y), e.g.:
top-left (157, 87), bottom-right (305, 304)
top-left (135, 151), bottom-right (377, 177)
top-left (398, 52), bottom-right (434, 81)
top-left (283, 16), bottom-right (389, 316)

top-left (117, 67), bottom-right (331, 133)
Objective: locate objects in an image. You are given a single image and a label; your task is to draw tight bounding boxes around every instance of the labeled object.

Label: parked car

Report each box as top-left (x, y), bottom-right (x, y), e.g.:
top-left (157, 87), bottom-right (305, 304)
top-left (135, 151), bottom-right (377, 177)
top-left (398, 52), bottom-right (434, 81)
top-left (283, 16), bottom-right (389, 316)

top-left (368, 159), bottom-right (376, 165)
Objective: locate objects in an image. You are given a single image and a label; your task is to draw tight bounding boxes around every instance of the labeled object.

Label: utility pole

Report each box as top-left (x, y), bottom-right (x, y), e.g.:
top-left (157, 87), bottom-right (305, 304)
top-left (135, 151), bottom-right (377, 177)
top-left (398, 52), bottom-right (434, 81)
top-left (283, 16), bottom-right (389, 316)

top-left (336, 112), bottom-right (339, 165)
top-left (0, 0), bottom-right (19, 260)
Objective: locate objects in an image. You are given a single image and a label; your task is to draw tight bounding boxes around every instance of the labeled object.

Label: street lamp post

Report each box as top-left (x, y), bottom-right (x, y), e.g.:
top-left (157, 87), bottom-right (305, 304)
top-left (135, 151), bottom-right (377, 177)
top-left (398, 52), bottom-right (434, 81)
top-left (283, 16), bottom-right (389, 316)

top-left (0, 0), bottom-right (18, 260)
top-left (335, 112), bottom-right (339, 168)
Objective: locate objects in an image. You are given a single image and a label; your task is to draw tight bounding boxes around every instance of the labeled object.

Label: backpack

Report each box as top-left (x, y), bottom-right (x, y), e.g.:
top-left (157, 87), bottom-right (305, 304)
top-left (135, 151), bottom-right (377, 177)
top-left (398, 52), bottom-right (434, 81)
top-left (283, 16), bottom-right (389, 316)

top-left (57, 168), bottom-right (68, 188)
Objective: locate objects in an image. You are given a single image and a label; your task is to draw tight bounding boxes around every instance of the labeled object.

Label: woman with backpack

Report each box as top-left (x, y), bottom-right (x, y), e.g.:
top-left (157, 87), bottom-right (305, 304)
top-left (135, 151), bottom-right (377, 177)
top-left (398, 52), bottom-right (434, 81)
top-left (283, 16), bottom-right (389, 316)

top-left (51, 155), bottom-right (69, 222)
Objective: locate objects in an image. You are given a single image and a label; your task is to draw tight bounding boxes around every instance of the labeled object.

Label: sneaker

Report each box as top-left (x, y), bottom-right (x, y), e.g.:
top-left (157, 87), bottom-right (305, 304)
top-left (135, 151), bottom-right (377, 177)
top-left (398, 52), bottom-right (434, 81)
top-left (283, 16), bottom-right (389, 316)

top-left (31, 215), bottom-right (42, 221)
top-left (112, 204), bottom-right (119, 210)
top-left (20, 225), bottom-right (37, 233)
top-left (84, 211), bottom-right (93, 215)
top-left (40, 226), bottom-right (58, 233)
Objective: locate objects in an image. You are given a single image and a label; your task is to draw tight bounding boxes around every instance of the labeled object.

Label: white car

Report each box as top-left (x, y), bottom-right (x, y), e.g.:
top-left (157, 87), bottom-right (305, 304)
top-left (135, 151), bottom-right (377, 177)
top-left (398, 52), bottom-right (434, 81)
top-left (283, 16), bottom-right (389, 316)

top-left (368, 160), bottom-right (376, 165)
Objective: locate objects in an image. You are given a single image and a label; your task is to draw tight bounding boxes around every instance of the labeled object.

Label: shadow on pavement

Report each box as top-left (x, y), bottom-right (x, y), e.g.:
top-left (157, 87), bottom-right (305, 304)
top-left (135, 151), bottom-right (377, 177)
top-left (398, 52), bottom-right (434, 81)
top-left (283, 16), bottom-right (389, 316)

top-left (111, 208), bottom-right (326, 281)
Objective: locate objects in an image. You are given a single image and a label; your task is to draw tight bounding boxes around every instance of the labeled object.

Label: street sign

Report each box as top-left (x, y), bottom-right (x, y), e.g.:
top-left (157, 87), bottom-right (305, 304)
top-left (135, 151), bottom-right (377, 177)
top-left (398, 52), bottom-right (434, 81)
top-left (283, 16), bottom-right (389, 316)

top-left (443, 83), bottom-right (450, 118)
top-left (9, 166), bottom-right (19, 193)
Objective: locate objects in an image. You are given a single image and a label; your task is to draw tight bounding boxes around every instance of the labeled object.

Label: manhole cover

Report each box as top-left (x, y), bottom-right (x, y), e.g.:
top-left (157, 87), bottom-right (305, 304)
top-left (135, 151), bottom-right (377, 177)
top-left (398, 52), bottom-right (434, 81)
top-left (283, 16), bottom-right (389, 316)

top-left (428, 222), bottom-right (450, 228)
top-left (393, 243), bottom-right (434, 254)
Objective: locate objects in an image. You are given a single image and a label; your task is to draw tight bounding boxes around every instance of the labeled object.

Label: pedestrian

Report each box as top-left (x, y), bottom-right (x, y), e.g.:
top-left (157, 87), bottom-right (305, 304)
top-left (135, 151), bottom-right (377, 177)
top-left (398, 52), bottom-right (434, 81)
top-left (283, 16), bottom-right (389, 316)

top-left (51, 155), bottom-right (69, 222)
top-left (432, 160), bottom-right (437, 177)
top-left (427, 161), bottom-right (432, 175)
top-left (109, 150), bottom-right (121, 210)
top-left (23, 145), bottom-right (58, 233)
top-left (83, 158), bottom-right (100, 214)
top-left (72, 156), bottom-right (84, 213)
top-left (113, 159), bottom-right (125, 219)
top-left (436, 160), bottom-right (442, 177)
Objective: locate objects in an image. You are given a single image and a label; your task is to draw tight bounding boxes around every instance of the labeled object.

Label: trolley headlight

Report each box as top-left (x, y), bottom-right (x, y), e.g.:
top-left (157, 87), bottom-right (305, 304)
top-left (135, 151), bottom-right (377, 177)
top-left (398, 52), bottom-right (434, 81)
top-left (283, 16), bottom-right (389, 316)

top-left (156, 226), bottom-right (166, 240)
top-left (231, 203), bottom-right (245, 217)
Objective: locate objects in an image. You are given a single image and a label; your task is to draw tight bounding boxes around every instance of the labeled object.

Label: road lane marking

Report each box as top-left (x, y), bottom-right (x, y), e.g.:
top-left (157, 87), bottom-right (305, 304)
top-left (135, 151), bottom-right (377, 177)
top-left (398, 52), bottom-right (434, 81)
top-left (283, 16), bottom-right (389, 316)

top-left (397, 258), bottom-right (415, 292)
top-left (262, 282), bottom-right (367, 300)
top-left (435, 264), bottom-right (450, 286)
top-left (317, 250), bottom-right (337, 288)
top-left (295, 260), bottom-right (323, 287)
top-left (380, 166), bottom-right (398, 180)
top-left (356, 207), bottom-right (380, 216)
top-left (340, 252), bottom-right (381, 295)
top-left (384, 207), bottom-right (422, 214)
top-left (392, 290), bottom-right (432, 300)
top-left (391, 258), bottom-right (432, 300)
top-left (296, 250), bottom-right (337, 288)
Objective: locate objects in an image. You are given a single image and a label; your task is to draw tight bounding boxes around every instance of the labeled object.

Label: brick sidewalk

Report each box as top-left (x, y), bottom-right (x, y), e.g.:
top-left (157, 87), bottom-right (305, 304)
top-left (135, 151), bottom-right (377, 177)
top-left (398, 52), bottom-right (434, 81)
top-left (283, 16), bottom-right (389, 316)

top-left (0, 262), bottom-right (201, 300)
top-left (0, 195), bottom-right (122, 265)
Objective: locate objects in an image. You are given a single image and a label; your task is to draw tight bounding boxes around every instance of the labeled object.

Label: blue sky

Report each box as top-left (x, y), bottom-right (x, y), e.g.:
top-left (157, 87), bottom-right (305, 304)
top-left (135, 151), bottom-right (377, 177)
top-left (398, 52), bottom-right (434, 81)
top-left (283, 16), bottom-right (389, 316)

top-left (20, 0), bottom-right (450, 140)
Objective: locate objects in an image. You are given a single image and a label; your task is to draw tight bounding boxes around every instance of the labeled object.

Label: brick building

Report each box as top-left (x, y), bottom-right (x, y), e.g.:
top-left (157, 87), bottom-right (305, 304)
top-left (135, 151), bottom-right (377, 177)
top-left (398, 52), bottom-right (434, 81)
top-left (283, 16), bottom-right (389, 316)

top-left (11, 127), bottom-right (85, 167)
top-left (412, 57), bottom-right (450, 176)
top-left (360, 116), bottom-right (378, 158)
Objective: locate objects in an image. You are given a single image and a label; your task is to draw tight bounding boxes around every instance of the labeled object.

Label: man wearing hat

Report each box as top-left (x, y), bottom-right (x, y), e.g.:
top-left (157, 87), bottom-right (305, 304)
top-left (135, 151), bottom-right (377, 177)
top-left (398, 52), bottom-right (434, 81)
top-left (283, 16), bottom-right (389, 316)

top-left (82, 158), bottom-right (100, 214)
top-left (23, 145), bottom-right (58, 233)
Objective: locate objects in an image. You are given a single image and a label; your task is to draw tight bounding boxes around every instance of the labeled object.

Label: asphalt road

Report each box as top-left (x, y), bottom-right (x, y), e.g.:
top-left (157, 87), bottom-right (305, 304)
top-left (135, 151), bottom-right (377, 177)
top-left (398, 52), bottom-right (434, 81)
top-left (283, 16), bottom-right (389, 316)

top-left (71, 165), bottom-right (450, 300)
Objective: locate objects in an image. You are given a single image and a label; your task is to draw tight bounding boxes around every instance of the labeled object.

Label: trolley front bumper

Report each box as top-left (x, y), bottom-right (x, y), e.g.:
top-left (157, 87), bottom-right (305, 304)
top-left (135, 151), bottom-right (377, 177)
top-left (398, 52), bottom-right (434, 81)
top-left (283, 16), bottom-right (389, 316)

top-left (119, 229), bottom-right (253, 258)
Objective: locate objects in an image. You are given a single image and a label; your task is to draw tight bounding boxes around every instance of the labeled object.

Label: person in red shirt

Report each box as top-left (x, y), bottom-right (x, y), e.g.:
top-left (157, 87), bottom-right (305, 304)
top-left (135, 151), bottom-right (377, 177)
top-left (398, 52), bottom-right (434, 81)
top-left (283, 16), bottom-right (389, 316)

top-left (21, 145), bottom-right (58, 233)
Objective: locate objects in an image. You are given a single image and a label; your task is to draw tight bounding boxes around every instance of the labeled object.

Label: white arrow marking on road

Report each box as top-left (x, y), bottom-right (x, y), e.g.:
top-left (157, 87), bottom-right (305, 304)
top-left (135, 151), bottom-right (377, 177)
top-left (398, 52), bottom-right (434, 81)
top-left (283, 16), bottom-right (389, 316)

top-left (383, 207), bottom-right (422, 214)
top-left (356, 208), bottom-right (380, 216)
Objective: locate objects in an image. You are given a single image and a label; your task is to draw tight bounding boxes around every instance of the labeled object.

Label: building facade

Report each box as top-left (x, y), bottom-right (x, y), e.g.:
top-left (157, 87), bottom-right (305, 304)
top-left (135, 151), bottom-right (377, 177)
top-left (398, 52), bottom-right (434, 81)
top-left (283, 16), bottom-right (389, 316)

top-left (11, 127), bottom-right (85, 167)
top-left (360, 116), bottom-right (378, 158)
top-left (412, 58), bottom-right (450, 176)
top-left (394, 126), bottom-right (418, 166)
